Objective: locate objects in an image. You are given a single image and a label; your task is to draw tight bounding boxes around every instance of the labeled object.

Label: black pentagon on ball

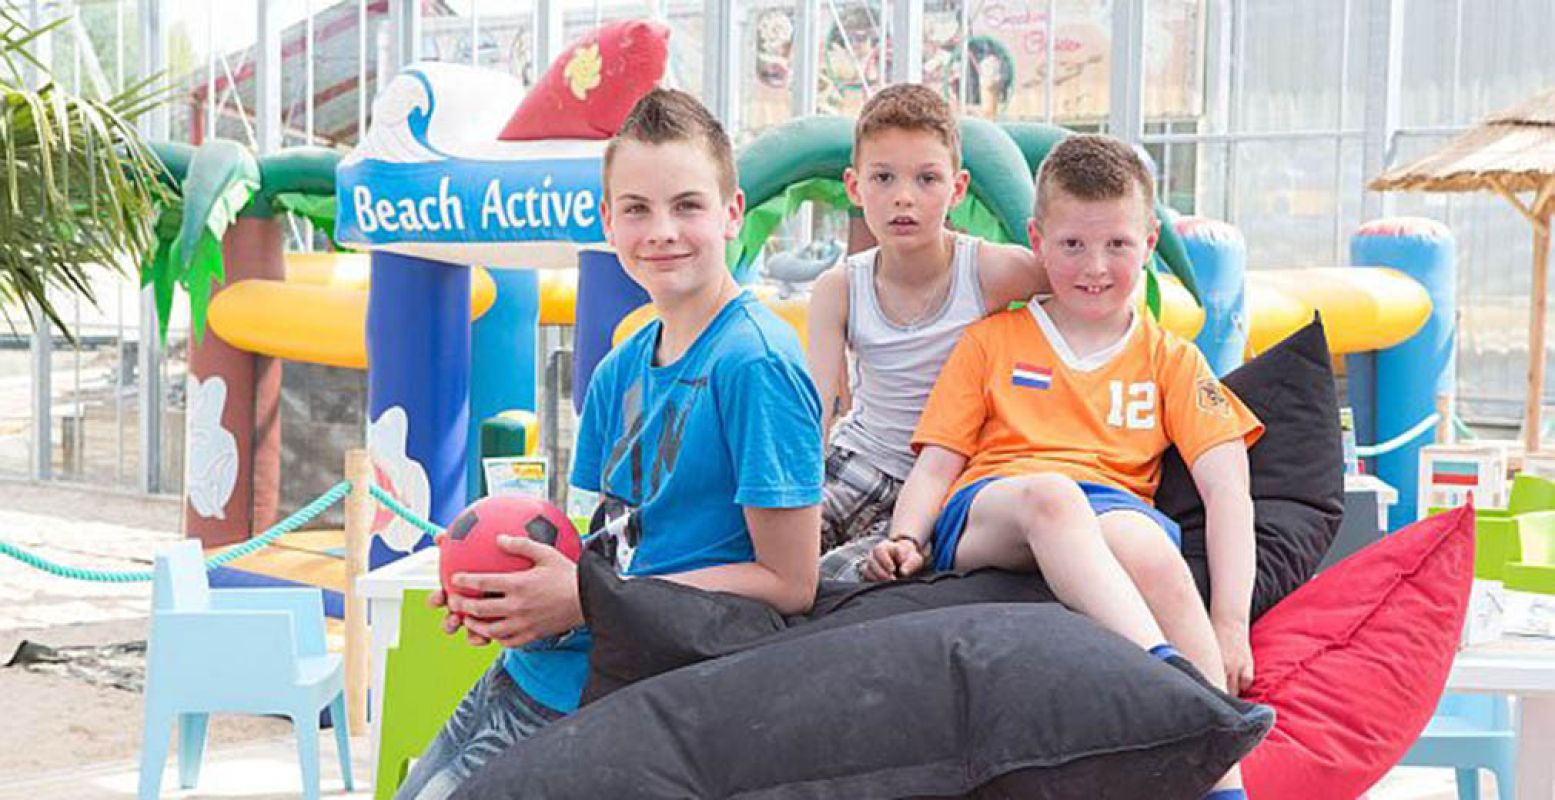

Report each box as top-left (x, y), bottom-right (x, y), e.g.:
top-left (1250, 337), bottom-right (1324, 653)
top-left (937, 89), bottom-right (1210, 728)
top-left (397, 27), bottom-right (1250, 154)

top-left (525, 515), bottom-right (559, 546)
top-left (447, 509), bottom-right (480, 541)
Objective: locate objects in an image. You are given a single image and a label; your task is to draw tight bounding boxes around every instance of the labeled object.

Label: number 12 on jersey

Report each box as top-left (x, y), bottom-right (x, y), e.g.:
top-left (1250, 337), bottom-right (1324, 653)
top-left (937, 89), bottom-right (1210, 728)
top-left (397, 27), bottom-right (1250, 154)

top-left (1107, 380), bottom-right (1157, 429)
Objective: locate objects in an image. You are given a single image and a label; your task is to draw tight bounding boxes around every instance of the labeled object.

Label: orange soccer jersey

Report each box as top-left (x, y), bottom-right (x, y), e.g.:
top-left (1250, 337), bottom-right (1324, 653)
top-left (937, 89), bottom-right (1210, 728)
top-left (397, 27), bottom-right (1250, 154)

top-left (913, 301), bottom-right (1264, 503)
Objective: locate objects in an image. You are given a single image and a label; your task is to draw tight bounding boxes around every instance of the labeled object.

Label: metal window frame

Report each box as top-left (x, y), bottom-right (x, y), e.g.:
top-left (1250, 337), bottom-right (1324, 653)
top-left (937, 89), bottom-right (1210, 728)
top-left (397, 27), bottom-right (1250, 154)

top-left (886, 0), bottom-right (920, 84)
top-left (702, 0), bottom-right (737, 128)
top-left (1108, 0), bottom-right (1145, 142)
top-left (256, 0), bottom-right (281, 155)
top-left (26, 0), bottom-right (52, 481)
top-left (792, 0), bottom-right (819, 116)
top-left (1360, 0), bottom-right (1404, 223)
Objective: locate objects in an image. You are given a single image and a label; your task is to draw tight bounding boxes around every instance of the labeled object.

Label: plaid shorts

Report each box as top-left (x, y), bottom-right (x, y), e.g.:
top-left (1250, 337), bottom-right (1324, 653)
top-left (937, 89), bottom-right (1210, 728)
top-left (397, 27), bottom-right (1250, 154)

top-left (818, 446), bottom-right (904, 582)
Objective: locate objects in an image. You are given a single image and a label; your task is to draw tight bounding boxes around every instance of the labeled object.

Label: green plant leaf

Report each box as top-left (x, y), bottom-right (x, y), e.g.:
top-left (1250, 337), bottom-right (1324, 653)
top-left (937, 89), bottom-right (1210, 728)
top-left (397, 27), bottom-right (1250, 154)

top-left (0, 14), bottom-right (169, 341)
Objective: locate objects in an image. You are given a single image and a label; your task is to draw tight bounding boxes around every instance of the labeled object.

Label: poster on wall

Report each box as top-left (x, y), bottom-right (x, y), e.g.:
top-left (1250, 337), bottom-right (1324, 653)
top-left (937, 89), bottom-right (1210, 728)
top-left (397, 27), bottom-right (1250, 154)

top-left (738, 0), bottom-right (1204, 128)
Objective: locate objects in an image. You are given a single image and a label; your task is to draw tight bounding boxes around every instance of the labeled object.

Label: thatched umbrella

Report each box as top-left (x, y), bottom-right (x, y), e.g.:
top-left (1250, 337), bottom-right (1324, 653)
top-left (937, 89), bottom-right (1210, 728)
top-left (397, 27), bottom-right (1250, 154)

top-left (1371, 87), bottom-right (1555, 453)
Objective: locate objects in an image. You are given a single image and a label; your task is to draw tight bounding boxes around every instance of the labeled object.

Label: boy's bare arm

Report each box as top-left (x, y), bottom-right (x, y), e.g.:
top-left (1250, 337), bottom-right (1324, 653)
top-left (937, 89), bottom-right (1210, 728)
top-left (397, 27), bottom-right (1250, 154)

top-left (863, 445), bottom-right (966, 581)
top-left (977, 242), bottom-right (1051, 312)
top-left (659, 505), bottom-right (822, 614)
top-left (1189, 440), bottom-right (1257, 693)
top-left (806, 266), bottom-right (851, 439)
top-left (891, 445), bottom-right (966, 546)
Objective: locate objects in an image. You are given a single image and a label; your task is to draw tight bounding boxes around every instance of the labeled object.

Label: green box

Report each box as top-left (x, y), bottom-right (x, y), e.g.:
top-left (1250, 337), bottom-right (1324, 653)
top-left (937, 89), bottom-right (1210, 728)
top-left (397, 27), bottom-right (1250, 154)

top-left (1432, 506), bottom-right (1519, 580)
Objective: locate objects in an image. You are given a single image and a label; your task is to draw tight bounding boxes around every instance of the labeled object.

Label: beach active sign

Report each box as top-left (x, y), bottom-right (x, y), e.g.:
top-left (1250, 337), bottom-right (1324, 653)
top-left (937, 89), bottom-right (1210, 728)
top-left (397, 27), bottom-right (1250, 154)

top-left (337, 156), bottom-right (604, 245)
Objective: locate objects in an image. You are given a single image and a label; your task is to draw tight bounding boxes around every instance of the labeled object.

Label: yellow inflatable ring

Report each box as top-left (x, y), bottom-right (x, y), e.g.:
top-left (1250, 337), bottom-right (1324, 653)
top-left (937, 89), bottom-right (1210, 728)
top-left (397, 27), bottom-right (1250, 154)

top-left (1246, 268), bottom-right (1429, 356)
top-left (208, 255), bottom-right (496, 369)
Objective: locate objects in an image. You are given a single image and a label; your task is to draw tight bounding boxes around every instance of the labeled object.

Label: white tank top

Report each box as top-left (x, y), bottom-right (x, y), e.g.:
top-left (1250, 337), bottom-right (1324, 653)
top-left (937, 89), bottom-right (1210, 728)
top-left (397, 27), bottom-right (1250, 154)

top-left (831, 234), bottom-right (986, 480)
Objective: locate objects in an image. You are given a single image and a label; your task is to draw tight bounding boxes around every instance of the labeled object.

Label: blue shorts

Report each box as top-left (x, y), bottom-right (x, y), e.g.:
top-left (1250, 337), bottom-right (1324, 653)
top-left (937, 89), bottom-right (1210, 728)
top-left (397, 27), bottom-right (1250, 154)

top-left (929, 477), bottom-right (1182, 573)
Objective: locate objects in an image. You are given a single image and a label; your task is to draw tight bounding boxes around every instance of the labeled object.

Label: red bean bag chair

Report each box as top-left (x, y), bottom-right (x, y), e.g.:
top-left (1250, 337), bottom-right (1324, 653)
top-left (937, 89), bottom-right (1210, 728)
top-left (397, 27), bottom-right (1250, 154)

top-left (1242, 504), bottom-right (1476, 799)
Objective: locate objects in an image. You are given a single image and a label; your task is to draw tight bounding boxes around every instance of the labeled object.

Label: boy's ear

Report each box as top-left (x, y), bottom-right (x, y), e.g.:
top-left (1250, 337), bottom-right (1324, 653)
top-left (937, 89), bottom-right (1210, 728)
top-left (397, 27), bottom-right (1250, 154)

top-left (1026, 217), bottom-right (1042, 252)
top-left (723, 189), bottom-right (746, 241)
top-left (952, 168), bottom-right (970, 206)
top-left (843, 166), bottom-right (863, 207)
top-left (600, 196), bottom-right (615, 243)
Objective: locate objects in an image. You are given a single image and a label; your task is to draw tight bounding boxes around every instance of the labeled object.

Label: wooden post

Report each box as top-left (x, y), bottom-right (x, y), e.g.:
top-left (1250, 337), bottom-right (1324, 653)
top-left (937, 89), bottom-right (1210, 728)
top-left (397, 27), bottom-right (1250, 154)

top-left (1528, 200), bottom-right (1551, 455)
top-left (343, 448), bottom-right (373, 735)
top-left (1436, 393), bottom-right (1454, 445)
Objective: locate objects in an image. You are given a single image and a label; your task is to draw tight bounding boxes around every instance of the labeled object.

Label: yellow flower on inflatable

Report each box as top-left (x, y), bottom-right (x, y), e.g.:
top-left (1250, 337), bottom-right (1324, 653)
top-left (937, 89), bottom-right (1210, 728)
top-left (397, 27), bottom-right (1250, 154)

top-left (564, 43), bottom-right (603, 100)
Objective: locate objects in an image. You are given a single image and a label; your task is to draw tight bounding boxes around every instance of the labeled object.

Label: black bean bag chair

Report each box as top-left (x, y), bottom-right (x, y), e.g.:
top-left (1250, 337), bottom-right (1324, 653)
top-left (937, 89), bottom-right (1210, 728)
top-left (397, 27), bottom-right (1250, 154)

top-left (456, 591), bottom-right (1272, 799)
top-left (1157, 317), bottom-right (1345, 620)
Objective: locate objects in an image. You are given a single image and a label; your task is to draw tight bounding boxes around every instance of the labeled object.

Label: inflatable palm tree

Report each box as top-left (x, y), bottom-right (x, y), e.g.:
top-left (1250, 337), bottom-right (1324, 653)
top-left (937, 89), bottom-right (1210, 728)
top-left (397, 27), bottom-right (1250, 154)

top-left (142, 138), bottom-right (340, 547)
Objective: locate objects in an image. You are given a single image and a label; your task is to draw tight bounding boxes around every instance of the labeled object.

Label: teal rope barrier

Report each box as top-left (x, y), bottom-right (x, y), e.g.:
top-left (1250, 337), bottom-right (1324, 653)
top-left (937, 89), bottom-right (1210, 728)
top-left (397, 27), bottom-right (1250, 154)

top-left (204, 480), bottom-right (353, 568)
top-left (1452, 412), bottom-right (1478, 441)
top-left (369, 484), bottom-right (445, 537)
top-left (0, 480), bottom-right (352, 583)
top-left (1355, 413), bottom-right (1441, 458)
top-left (1, 479), bottom-right (450, 583)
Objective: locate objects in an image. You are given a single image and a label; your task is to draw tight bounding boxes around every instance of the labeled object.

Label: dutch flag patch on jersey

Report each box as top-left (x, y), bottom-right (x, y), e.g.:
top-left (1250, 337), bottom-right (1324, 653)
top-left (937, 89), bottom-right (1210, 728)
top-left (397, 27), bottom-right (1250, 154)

top-left (1012, 363), bottom-right (1052, 390)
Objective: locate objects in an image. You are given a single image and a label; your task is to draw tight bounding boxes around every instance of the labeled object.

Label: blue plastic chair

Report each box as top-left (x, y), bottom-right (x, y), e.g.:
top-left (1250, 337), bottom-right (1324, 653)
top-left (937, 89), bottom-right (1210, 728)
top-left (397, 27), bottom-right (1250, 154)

top-left (1400, 693), bottom-right (1515, 800)
top-left (137, 540), bottom-right (353, 799)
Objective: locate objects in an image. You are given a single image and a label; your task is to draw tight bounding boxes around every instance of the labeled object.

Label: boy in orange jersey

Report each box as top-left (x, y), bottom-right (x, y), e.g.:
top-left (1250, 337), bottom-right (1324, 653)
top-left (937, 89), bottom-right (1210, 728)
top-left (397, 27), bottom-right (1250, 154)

top-left (867, 134), bottom-right (1264, 800)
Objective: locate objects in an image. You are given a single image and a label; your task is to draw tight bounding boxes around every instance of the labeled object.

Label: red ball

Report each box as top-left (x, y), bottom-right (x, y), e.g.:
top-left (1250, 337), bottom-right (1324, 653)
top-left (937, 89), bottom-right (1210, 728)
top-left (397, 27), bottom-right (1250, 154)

top-left (438, 495), bottom-right (582, 617)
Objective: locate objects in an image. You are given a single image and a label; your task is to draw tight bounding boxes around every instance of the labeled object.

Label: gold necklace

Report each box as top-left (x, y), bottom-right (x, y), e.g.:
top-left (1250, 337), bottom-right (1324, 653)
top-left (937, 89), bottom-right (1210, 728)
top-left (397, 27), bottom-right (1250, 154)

top-left (876, 258), bottom-right (954, 328)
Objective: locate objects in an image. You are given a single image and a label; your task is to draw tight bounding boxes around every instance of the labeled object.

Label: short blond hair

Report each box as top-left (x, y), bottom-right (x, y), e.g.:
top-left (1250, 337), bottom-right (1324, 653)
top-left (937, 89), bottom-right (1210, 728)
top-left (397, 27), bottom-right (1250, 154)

top-left (603, 88), bottom-right (738, 200)
top-left (1033, 134), bottom-right (1155, 227)
top-left (853, 84), bottom-right (961, 170)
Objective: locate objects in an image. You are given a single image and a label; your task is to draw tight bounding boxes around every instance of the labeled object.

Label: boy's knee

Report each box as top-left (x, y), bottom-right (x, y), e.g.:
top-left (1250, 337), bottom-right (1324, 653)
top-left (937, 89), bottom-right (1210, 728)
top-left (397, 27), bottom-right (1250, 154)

top-left (1012, 473), bottom-right (1088, 514)
top-left (1130, 548), bottom-right (1199, 605)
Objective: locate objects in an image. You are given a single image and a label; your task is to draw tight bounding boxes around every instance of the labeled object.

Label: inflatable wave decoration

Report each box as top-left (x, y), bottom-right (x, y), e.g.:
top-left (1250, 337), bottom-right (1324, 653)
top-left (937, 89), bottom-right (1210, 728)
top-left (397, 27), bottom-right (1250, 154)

top-left (336, 62), bottom-right (611, 270)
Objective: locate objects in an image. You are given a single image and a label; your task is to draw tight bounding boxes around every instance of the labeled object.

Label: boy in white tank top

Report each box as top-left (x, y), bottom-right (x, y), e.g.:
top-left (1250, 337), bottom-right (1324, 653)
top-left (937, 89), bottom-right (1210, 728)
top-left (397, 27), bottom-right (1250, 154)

top-left (806, 84), bottom-right (1048, 580)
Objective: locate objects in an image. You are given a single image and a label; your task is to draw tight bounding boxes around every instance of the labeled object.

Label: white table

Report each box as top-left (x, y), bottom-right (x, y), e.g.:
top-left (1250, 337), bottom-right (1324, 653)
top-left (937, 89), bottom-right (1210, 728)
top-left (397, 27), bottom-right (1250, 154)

top-left (1447, 635), bottom-right (1555, 800)
top-left (356, 546), bottom-right (442, 784)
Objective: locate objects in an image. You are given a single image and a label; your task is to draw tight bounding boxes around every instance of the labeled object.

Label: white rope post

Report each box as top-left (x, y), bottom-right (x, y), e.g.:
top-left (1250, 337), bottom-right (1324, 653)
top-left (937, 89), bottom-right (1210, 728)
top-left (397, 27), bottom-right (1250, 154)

top-left (344, 448), bottom-right (373, 735)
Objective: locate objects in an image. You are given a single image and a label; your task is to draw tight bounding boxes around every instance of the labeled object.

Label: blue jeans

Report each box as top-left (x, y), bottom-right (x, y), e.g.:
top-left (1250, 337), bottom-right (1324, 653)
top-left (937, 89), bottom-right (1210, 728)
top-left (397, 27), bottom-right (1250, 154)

top-left (394, 659), bottom-right (564, 800)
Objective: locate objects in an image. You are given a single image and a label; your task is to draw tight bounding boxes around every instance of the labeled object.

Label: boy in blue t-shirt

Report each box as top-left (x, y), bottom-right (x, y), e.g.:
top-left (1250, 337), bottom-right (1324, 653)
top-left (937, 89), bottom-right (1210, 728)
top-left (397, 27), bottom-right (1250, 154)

top-left (396, 88), bottom-right (824, 800)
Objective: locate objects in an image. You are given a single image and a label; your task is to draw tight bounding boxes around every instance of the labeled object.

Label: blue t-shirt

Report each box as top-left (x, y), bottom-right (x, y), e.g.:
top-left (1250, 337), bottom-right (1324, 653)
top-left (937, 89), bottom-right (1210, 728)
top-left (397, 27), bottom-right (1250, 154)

top-left (504, 291), bottom-right (824, 712)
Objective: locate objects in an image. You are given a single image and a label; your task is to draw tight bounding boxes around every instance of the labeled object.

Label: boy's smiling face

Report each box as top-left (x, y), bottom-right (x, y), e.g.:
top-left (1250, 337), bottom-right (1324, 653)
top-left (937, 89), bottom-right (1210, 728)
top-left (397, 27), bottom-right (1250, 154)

top-left (1028, 185), bottom-right (1159, 326)
top-left (845, 127), bottom-right (969, 250)
top-left (602, 139), bottom-right (743, 303)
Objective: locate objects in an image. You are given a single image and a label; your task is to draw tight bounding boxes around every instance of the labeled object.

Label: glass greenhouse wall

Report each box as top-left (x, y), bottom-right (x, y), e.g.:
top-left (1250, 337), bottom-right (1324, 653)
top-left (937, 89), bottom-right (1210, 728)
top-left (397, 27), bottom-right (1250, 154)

top-left (4, 0), bottom-right (1550, 496)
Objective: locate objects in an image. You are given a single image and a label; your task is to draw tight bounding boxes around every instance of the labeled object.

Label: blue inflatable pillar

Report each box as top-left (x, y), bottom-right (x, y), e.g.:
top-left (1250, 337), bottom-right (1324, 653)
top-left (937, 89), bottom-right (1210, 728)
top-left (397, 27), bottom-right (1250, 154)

top-left (1175, 216), bottom-right (1248, 376)
top-left (1348, 218), bottom-right (1456, 530)
top-left (573, 249), bottom-right (650, 413)
top-left (366, 251), bottom-right (472, 569)
top-left (468, 268), bottom-right (540, 501)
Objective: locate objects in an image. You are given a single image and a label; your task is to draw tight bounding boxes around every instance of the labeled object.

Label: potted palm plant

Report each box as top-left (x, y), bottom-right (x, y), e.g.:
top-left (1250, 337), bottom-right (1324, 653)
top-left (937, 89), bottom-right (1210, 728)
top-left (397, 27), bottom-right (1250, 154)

top-left (0, 7), bottom-right (170, 338)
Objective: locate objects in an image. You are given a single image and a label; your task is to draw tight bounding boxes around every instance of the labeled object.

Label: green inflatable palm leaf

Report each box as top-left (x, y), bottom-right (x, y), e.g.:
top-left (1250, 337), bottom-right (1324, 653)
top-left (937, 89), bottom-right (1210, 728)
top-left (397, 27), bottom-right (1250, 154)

top-left (730, 177), bottom-right (852, 274)
top-left (947, 194), bottom-right (1013, 245)
top-left (164, 139), bottom-right (259, 341)
top-left (270, 192), bottom-right (337, 232)
top-left (258, 147), bottom-right (341, 237)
